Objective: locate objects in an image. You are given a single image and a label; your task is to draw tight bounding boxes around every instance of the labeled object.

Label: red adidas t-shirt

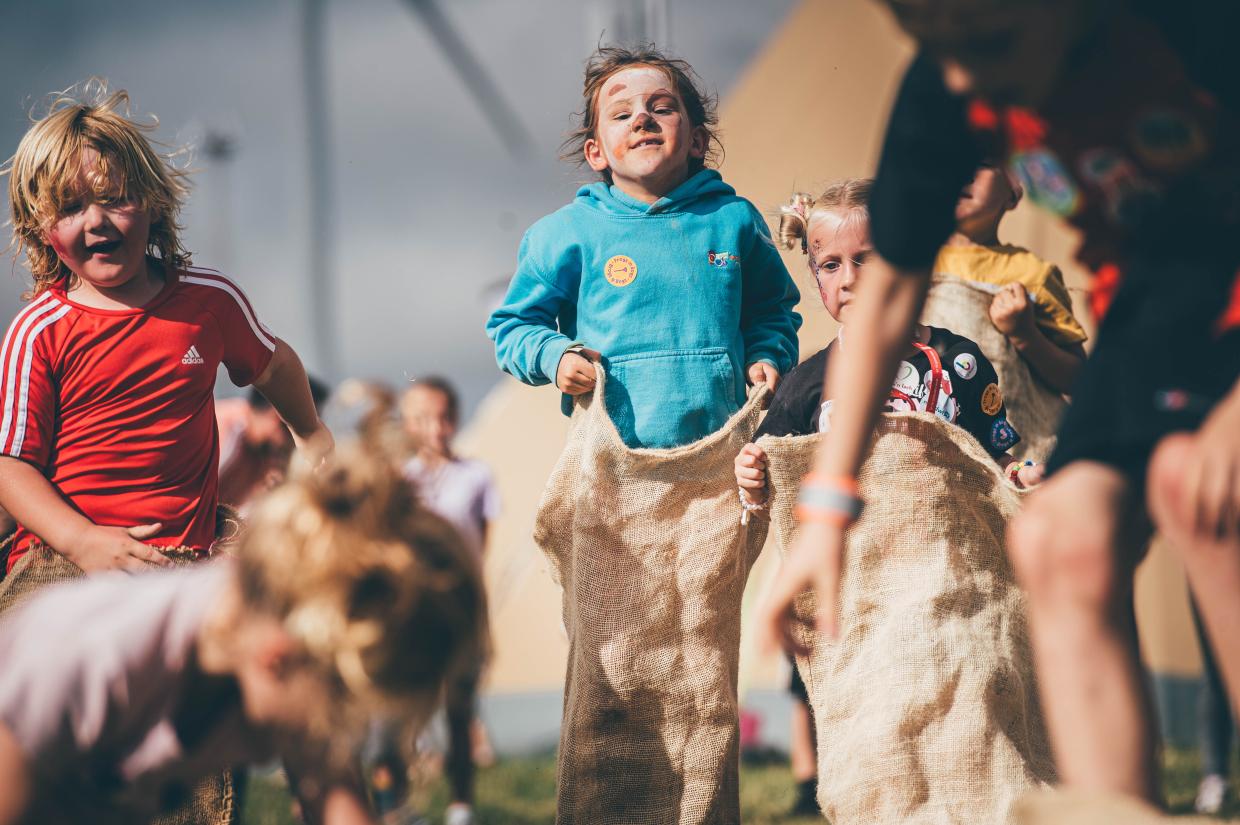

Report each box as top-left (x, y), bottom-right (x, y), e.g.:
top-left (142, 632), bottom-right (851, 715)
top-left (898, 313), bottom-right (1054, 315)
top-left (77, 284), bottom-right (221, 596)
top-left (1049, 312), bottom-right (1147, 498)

top-left (0, 267), bottom-right (277, 571)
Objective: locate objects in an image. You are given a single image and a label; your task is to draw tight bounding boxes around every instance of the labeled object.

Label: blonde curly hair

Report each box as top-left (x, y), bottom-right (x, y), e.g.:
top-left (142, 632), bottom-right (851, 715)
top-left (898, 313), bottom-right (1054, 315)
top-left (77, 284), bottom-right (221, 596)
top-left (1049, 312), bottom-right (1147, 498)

top-left (3, 79), bottom-right (191, 295)
top-left (236, 438), bottom-right (488, 737)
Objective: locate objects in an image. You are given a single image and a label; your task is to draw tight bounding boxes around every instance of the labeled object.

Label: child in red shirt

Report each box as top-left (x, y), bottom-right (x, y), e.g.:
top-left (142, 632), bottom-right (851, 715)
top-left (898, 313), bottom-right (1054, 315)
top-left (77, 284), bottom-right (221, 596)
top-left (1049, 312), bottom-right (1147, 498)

top-left (0, 83), bottom-right (329, 574)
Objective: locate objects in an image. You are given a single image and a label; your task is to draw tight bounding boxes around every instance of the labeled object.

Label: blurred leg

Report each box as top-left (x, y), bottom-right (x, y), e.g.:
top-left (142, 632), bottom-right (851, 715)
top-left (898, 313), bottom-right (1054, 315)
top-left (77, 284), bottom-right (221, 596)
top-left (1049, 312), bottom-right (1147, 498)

top-left (1008, 461), bottom-right (1158, 799)
top-left (1151, 434), bottom-right (1240, 730)
top-left (444, 672), bottom-right (479, 810)
top-left (1190, 596), bottom-right (1233, 778)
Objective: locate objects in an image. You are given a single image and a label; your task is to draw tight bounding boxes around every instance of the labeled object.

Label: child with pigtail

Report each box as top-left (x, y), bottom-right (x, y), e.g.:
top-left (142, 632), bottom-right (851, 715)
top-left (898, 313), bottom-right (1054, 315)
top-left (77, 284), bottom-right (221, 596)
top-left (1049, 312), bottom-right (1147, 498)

top-left (736, 178), bottom-right (1041, 518)
top-left (738, 180), bottom-right (1046, 820)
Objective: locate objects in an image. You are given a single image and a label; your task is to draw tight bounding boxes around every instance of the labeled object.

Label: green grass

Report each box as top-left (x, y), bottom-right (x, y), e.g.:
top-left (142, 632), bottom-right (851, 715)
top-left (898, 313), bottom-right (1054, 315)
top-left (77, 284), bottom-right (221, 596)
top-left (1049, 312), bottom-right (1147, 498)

top-left (241, 749), bottom-right (1240, 824)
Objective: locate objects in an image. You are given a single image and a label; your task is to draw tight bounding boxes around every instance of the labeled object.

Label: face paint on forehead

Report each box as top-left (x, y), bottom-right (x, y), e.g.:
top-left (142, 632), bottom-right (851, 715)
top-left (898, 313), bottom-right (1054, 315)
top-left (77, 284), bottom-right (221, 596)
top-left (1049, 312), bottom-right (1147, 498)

top-left (603, 89), bottom-right (680, 110)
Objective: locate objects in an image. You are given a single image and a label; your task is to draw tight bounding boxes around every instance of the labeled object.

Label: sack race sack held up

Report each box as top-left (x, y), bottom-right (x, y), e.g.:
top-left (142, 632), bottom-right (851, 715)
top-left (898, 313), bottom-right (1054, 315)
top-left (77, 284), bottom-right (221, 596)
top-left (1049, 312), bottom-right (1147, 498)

top-left (760, 414), bottom-right (1055, 825)
top-left (0, 509), bottom-right (243, 825)
top-left (534, 365), bottom-right (769, 825)
top-left (921, 274), bottom-right (1067, 462)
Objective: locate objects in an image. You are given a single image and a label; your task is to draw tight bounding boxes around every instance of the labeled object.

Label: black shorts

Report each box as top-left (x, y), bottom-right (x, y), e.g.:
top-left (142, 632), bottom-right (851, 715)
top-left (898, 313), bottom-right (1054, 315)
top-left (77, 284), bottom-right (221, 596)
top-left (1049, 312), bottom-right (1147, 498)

top-left (1047, 251), bottom-right (1240, 489)
top-left (788, 655), bottom-right (809, 704)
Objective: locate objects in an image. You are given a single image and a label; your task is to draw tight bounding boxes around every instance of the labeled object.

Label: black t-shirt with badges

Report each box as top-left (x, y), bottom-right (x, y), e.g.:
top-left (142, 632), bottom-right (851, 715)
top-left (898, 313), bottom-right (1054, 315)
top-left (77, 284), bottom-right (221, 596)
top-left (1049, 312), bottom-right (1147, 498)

top-left (755, 327), bottom-right (1019, 457)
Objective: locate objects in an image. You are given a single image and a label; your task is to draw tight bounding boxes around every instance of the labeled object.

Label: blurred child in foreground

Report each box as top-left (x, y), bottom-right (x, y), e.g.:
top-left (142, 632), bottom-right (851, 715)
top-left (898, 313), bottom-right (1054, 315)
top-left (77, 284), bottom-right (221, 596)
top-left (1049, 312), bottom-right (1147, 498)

top-left (0, 443), bottom-right (487, 824)
top-left (760, 0), bottom-right (1240, 804)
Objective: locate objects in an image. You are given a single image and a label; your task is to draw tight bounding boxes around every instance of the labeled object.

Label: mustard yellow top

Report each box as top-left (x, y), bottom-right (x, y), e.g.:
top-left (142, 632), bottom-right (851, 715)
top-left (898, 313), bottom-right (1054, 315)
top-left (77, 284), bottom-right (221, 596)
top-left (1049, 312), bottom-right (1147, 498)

top-left (933, 244), bottom-right (1088, 347)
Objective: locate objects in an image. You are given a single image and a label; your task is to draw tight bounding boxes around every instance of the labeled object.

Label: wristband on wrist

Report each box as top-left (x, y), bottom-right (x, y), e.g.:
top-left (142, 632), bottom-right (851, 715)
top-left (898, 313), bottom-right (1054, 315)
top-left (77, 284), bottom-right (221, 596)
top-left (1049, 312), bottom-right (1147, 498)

top-left (737, 487), bottom-right (768, 525)
top-left (1007, 459), bottom-right (1036, 483)
top-left (795, 473), bottom-right (864, 526)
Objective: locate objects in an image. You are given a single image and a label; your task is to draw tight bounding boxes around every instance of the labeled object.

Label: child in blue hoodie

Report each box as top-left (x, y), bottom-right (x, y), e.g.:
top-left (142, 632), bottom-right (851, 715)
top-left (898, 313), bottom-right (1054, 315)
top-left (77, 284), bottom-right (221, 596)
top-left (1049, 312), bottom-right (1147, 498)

top-left (486, 46), bottom-right (801, 448)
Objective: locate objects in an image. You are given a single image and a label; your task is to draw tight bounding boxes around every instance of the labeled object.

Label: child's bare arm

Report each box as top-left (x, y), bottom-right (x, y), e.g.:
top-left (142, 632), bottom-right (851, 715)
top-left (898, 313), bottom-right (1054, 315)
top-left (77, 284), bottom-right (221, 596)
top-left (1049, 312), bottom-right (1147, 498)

top-left (0, 456), bottom-right (169, 571)
top-left (251, 339), bottom-right (332, 452)
top-left (0, 724), bottom-right (31, 825)
top-left (989, 283), bottom-right (1085, 394)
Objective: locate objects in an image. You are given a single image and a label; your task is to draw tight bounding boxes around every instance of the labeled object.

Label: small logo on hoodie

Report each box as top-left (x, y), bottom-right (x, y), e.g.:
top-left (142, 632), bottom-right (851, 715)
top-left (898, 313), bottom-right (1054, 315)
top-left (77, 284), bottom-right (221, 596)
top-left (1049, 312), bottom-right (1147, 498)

top-left (707, 250), bottom-right (740, 269)
top-left (604, 255), bottom-right (637, 287)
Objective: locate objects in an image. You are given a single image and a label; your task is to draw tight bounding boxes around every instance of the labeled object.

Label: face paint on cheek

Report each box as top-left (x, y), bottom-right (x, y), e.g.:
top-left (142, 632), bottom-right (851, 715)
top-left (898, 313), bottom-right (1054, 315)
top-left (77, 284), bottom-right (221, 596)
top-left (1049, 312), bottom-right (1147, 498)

top-left (816, 280), bottom-right (832, 306)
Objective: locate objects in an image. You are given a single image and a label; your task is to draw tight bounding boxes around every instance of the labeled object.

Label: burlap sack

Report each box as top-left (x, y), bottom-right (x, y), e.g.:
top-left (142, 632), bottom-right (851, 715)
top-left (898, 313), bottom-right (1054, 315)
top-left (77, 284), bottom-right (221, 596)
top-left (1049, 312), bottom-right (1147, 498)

top-left (921, 273), bottom-right (1067, 462)
top-left (534, 366), bottom-right (770, 825)
top-left (1012, 789), bottom-right (1220, 825)
top-left (760, 413), bottom-right (1055, 825)
top-left (0, 508), bottom-right (243, 825)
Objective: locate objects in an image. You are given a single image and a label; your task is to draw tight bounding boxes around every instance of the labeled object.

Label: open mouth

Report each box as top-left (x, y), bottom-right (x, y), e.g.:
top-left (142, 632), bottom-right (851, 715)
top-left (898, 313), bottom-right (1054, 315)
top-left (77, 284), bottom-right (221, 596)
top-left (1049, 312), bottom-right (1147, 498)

top-left (630, 137), bottom-right (663, 149)
top-left (86, 239), bottom-right (122, 255)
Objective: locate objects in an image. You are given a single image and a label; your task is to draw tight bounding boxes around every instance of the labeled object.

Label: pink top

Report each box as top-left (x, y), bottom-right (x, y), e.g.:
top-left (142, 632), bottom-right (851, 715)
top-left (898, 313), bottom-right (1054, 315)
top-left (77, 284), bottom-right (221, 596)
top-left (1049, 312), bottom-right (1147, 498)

top-left (0, 562), bottom-right (278, 821)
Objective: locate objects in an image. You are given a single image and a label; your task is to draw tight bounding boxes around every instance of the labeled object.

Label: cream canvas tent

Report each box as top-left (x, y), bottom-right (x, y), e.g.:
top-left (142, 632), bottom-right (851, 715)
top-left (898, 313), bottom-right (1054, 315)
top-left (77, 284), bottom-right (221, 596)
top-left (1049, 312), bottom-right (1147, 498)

top-left (460, 0), bottom-right (1205, 746)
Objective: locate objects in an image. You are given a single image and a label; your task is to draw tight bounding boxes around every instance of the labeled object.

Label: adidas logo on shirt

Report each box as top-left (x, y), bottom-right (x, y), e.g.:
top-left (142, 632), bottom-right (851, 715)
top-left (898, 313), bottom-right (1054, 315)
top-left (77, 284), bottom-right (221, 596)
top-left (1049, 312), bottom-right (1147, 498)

top-left (181, 345), bottom-right (204, 365)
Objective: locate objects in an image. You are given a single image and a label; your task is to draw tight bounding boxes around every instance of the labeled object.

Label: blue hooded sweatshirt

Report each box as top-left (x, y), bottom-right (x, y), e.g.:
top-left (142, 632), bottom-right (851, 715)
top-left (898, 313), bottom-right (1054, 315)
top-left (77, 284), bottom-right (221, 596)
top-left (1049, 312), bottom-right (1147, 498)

top-left (486, 169), bottom-right (802, 449)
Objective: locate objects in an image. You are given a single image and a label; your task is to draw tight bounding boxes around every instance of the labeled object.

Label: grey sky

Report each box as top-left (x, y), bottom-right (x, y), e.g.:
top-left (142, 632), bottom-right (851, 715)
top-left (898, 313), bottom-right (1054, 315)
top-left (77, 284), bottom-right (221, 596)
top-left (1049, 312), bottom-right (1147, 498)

top-left (1, 0), bottom-right (795, 416)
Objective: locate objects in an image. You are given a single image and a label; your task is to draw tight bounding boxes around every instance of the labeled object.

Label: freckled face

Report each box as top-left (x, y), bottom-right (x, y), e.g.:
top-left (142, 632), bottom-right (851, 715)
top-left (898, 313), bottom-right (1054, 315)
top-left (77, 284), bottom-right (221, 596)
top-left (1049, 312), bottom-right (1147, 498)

top-left (807, 211), bottom-right (871, 324)
top-left (584, 66), bottom-right (708, 197)
top-left (43, 148), bottom-right (152, 291)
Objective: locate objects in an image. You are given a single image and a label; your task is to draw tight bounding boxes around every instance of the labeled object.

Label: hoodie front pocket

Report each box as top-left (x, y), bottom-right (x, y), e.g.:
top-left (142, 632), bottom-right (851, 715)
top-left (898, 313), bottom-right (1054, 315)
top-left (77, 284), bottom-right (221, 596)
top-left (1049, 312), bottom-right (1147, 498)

top-left (604, 348), bottom-right (739, 449)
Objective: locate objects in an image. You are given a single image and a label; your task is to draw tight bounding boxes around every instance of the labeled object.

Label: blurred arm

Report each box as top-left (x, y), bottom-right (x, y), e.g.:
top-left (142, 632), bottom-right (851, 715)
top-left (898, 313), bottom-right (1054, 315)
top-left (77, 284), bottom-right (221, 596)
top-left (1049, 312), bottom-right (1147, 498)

top-left (0, 723), bottom-right (31, 825)
top-left (252, 339), bottom-right (331, 451)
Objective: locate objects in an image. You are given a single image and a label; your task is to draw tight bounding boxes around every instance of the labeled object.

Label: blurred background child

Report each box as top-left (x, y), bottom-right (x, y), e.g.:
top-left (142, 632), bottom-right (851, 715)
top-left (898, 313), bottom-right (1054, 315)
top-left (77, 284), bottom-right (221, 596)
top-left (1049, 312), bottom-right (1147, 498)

top-left (396, 376), bottom-right (498, 825)
top-left (935, 161), bottom-right (1086, 394)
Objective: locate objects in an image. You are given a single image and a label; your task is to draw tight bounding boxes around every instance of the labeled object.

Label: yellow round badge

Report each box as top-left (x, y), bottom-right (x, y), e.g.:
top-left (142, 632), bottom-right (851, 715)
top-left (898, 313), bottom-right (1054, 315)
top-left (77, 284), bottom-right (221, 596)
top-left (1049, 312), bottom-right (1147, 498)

top-left (604, 255), bottom-right (637, 287)
top-left (981, 383), bottom-right (1003, 416)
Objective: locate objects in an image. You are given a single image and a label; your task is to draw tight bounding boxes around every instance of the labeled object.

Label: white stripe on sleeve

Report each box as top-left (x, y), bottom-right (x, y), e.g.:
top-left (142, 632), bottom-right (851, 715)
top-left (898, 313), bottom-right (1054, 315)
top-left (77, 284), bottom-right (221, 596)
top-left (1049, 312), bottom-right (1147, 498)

top-left (181, 274), bottom-right (277, 352)
top-left (0, 294), bottom-right (60, 452)
top-left (9, 304), bottom-right (72, 457)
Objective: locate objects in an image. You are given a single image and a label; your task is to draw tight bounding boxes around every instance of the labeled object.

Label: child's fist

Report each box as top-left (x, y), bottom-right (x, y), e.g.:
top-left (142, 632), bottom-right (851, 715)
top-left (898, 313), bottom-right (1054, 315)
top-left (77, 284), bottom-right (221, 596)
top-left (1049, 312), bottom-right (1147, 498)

top-left (557, 347), bottom-right (601, 395)
top-left (747, 361), bottom-right (780, 392)
top-left (989, 283), bottom-right (1035, 339)
top-left (735, 443), bottom-right (768, 504)
top-left (1016, 463), bottom-right (1045, 489)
